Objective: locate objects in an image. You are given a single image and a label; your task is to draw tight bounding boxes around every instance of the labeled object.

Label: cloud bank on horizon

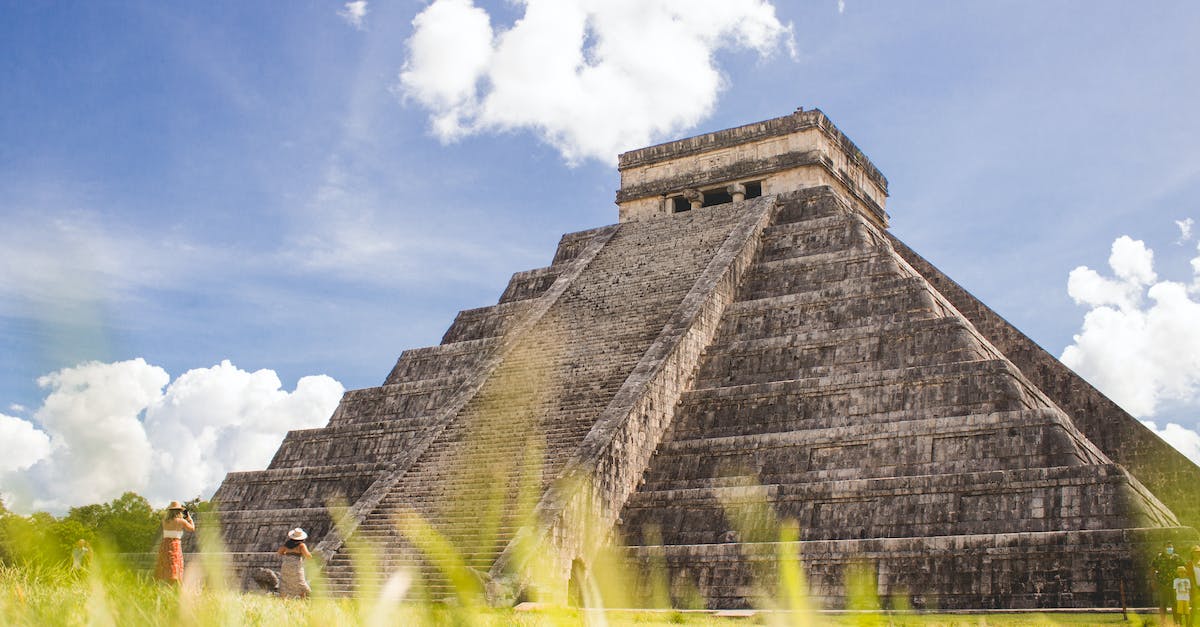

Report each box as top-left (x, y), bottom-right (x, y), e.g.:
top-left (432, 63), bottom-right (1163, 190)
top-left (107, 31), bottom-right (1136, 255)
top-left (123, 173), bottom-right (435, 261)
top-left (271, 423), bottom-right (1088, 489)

top-left (0, 359), bottom-right (343, 514)
top-left (397, 0), bottom-right (795, 165)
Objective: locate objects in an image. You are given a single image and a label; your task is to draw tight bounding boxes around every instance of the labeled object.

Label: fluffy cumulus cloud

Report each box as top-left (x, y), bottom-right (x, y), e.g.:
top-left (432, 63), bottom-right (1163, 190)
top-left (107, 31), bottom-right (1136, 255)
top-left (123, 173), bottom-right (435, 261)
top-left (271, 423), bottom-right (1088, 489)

top-left (0, 359), bottom-right (343, 513)
top-left (398, 0), bottom-right (795, 164)
top-left (1061, 234), bottom-right (1200, 418)
top-left (0, 413), bottom-right (52, 474)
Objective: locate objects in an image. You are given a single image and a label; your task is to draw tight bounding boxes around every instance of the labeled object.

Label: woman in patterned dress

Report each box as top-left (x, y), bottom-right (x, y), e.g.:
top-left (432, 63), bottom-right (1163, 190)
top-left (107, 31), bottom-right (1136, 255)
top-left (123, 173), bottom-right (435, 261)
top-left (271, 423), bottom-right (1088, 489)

top-left (277, 528), bottom-right (312, 598)
top-left (154, 501), bottom-right (194, 584)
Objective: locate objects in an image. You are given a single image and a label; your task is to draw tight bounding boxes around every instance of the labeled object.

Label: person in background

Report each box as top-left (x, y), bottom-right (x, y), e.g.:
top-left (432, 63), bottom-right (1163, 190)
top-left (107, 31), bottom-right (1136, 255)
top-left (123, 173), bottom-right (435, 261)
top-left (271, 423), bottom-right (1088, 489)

top-left (277, 527), bottom-right (312, 599)
top-left (154, 501), bottom-right (194, 584)
top-left (1177, 566), bottom-right (1194, 627)
top-left (71, 539), bottom-right (91, 572)
top-left (1189, 546), bottom-right (1200, 626)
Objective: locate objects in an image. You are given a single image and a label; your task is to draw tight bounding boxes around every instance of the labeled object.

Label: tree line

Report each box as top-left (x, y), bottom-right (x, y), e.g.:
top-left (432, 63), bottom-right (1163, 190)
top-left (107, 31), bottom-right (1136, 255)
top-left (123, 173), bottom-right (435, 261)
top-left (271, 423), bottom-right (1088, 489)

top-left (0, 493), bottom-right (210, 568)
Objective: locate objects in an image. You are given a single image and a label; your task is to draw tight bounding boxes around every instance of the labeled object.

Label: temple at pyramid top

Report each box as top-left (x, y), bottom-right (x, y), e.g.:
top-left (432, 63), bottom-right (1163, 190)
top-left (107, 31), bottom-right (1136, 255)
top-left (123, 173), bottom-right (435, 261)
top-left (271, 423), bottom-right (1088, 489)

top-left (615, 108), bottom-right (889, 226)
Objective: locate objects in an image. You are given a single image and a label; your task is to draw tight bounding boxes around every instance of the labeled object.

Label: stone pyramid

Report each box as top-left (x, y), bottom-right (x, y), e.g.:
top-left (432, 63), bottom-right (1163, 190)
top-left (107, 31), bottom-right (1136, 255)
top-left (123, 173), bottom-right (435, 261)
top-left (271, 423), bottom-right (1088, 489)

top-left (214, 109), bottom-right (1200, 609)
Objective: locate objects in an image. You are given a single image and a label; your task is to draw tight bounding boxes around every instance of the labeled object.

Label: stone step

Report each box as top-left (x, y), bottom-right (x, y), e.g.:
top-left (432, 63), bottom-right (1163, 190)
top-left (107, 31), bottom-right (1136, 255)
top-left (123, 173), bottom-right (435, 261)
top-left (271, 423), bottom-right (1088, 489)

top-left (328, 377), bottom-right (474, 427)
top-left (384, 337), bottom-right (501, 385)
top-left (642, 408), bottom-right (1101, 490)
top-left (441, 299), bottom-right (536, 343)
top-left (721, 279), bottom-right (948, 341)
top-left (268, 420), bottom-right (442, 469)
top-left (620, 464), bottom-right (1150, 545)
top-left (756, 219), bottom-right (863, 262)
top-left (696, 316), bottom-right (990, 388)
top-left (498, 266), bottom-right (561, 304)
top-left (740, 249), bottom-right (901, 296)
top-left (215, 462), bottom-right (392, 511)
top-left (734, 269), bottom-right (923, 307)
top-left (617, 527), bottom-right (1193, 611)
top-left (551, 226), bottom-right (610, 265)
top-left (671, 359), bottom-right (1044, 439)
top-left (772, 186), bottom-right (851, 225)
top-left (212, 508), bottom-right (336, 554)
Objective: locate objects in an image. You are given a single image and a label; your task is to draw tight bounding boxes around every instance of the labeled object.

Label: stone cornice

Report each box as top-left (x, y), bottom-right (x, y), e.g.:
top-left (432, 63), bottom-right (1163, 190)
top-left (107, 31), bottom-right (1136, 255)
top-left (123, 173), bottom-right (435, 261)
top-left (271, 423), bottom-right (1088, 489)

top-left (617, 108), bottom-right (888, 194)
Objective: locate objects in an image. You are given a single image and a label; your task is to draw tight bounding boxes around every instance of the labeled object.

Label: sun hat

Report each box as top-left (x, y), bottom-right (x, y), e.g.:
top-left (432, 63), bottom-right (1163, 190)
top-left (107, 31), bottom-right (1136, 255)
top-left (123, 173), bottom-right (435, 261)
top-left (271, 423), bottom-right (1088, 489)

top-left (166, 501), bottom-right (185, 511)
top-left (287, 528), bottom-right (308, 541)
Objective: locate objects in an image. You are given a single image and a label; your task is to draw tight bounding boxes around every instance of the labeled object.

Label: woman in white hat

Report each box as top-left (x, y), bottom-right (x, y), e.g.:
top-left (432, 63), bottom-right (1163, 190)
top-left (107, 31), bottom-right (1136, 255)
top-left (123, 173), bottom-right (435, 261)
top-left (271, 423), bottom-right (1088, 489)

top-left (277, 527), bottom-right (312, 598)
top-left (154, 501), bottom-right (194, 584)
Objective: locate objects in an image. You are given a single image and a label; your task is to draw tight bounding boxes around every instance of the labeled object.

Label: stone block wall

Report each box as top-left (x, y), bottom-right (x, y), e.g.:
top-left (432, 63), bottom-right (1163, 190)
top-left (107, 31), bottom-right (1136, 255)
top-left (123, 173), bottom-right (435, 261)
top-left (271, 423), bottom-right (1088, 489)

top-left (615, 185), bottom-right (1194, 608)
top-left (213, 110), bottom-right (1200, 608)
top-left (626, 528), bottom-right (1195, 609)
top-left (615, 109), bottom-right (888, 225)
top-left (890, 236), bottom-right (1200, 531)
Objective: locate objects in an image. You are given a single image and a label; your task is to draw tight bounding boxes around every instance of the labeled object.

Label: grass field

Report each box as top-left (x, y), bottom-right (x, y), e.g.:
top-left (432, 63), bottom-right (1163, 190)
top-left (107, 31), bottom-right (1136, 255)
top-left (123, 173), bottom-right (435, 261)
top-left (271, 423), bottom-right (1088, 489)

top-left (0, 561), bottom-right (1169, 627)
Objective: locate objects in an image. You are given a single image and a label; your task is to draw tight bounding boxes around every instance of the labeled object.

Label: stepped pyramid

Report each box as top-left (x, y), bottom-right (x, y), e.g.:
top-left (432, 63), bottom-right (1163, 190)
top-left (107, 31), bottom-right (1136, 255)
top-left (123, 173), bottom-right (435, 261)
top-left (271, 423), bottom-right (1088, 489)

top-left (214, 108), bottom-right (1200, 609)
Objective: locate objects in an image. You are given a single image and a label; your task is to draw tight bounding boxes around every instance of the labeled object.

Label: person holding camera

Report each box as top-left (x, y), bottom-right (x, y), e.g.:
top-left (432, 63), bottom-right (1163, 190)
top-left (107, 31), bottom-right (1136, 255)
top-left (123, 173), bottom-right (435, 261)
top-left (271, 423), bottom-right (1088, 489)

top-left (154, 500), bottom-right (195, 584)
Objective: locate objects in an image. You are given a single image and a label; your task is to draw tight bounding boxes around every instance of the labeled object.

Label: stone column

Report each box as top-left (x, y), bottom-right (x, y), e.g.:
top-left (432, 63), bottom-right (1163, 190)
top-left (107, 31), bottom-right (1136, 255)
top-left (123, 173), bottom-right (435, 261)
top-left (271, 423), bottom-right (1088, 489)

top-left (682, 188), bottom-right (703, 210)
top-left (727, 182), bottom-right (747, 203)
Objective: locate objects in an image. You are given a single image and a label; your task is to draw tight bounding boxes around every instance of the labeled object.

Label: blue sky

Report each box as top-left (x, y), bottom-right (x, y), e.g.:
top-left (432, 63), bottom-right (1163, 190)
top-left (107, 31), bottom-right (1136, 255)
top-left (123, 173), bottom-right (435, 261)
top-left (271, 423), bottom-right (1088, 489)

top-left (2, 1), bottom-right (1199, 512)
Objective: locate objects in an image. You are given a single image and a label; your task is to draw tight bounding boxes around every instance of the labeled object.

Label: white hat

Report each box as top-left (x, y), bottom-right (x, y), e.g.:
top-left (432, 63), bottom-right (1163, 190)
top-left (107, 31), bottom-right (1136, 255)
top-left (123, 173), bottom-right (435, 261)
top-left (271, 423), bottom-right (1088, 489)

top-left (287, 528), bottom-right (308, 541)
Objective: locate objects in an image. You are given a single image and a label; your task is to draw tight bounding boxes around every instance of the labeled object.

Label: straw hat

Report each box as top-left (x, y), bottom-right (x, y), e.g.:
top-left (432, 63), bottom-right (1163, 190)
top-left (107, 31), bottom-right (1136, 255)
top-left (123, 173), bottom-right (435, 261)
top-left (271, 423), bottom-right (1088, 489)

top-left (166, 501), bottom-right (185, 511)
top-left (287, 528), bottom-right (308, 541)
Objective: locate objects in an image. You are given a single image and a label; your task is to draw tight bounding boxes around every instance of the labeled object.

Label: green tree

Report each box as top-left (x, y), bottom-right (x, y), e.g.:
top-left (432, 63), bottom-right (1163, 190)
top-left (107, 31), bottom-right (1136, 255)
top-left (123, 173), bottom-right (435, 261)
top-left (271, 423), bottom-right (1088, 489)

top-left (65, 492), bottom-right (160, 553)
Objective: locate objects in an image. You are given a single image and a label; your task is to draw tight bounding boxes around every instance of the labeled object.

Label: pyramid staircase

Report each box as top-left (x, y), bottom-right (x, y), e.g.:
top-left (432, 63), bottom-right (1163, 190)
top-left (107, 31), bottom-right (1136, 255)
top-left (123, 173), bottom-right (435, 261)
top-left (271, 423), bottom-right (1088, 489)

top-left (214, 108), bottom-right (1200, 608)
top-left (616, 187), bottom-right (1188, 609)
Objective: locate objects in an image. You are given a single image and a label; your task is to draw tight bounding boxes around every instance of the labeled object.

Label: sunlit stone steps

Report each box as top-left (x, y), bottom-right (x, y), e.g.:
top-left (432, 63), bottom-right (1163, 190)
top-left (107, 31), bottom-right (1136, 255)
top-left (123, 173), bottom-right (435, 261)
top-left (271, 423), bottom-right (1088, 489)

top-left (638, 408), bottom-right (1104, 490)
top-left (695, 316), bottom-right (993, 387)
top-left (383, 337), bottom-right (501, 385)
top-left (320, 200), bottom-right (754, 596)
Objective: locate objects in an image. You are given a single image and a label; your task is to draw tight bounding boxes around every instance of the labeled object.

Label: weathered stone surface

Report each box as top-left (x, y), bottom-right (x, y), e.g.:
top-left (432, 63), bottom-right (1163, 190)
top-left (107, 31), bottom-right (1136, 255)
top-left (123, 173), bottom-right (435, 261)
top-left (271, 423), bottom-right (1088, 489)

top-left (890, 236), bottom-right (1200, 532)
top-left (213, 110), bottom-right (1199, 609)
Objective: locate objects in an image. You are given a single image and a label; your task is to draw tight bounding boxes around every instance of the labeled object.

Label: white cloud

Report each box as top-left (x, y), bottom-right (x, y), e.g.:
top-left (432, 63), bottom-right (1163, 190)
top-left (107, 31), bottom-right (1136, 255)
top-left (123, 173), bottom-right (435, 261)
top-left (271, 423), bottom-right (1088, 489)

top-left (838, 0), bottom-right (846, 14)
top-left (1194, 241), bottom-right (1200, 292)
top-left (339, 1), bottom-right (368, 30)
top-left (8, 404), bottom-right (26, 413)
top-left (1178, 218), bottom-right (1194, 244)
top-left (0, 413), bottom-right (52, 474)
top-left (1061, 234), bottom-right (1200, 417)
top-left (1107, 235), bottom-right (1157, 286)
top-left (0, 359), bottom-right (343, 514)
top-left (398, 0), bottom-right (795, 164)
top-left (1066, 235), bottom-right (1156, 311)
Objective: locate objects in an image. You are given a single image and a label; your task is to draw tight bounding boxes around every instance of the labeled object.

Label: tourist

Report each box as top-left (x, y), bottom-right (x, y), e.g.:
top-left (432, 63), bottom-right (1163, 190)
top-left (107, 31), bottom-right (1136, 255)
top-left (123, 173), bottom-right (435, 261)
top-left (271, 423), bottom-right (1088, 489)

top-left (71, 539), bottom-right (91, 572)
top-left (1190, 547), bottom-right (1200, 625)
top-left (154, 501), bottom-right (194, 584)
top-left (1154, 542), bottom-right (1187, 623)
top-left (277, 528), bottom-right (312, 598)
top-left (1177, 566), bottom-right (1194, 627)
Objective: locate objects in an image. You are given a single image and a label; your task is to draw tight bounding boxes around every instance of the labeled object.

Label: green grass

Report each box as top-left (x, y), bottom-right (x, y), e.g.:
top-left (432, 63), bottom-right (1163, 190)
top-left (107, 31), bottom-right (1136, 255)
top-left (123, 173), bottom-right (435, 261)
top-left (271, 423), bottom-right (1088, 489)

top-left (0, 562), bottom-right (1167, 627)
